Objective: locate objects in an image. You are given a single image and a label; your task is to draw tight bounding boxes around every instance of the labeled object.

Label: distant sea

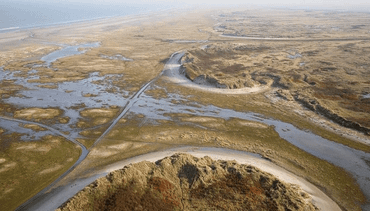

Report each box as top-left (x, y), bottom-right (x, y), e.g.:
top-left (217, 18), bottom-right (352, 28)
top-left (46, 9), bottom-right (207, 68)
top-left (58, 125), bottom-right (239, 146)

top-left (0, 1), bottom-right (181, 32)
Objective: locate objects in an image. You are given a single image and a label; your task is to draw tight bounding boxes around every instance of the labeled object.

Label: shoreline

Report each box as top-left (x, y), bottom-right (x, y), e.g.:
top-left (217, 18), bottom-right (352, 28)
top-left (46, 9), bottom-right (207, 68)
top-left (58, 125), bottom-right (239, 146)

top-left (0, 3), bottom-right (186, 34)
top-left (0, 16), bottom-right (118, 34)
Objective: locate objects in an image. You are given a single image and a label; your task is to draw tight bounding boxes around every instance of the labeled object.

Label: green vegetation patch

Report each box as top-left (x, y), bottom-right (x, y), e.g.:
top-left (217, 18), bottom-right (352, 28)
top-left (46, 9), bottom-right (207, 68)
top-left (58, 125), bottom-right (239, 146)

top-left (0, 135), bottom-right (81, 211)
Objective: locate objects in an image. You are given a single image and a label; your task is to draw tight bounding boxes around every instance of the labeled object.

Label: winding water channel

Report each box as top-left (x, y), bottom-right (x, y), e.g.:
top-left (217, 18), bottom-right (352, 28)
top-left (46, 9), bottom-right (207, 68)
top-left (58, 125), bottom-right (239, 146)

top-left (41, 42), bottom-right (100, 66)
top-left (138, 52), bottom-right (370, 210)
top-left (2, 43), bottom-right (369, 210)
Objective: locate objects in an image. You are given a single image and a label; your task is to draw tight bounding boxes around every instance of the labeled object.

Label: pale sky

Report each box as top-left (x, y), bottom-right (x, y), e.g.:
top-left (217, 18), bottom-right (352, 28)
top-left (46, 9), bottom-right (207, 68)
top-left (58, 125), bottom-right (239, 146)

top-left (7, 0), bottom-right (370, 5)
top-left (62, 0), bottom-right (370, 6)
top-left (88, 0), bottom-right (370, 11)
top-left (4, 0), bottom-right (370, 11)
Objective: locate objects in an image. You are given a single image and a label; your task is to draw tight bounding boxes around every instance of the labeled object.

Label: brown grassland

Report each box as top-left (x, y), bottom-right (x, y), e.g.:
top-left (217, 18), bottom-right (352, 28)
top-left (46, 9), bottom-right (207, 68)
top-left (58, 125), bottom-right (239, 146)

top-left (0, 7), bottom-right (369, 211)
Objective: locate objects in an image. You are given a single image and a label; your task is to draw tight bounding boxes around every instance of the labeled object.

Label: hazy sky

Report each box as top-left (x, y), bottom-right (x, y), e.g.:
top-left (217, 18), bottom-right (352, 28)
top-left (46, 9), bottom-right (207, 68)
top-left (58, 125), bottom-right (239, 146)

top-left (6, 0), bottom-right (370, 6)
top-left (3, 0), bottom-right (370, 11)
top-left (62, 0), bottom-right (368, 5)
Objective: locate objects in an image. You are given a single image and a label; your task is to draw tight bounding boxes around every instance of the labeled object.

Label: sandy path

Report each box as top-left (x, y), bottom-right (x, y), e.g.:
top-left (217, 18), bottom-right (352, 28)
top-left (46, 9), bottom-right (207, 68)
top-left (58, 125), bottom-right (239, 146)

top-left (0, 116), bottom-right (86, 151)
top-left (105, 147), bottom-right (341, 211)
top-left (10, 46), bottom-right (340, 211)
top-left (28, 147), bottom-right (340, 211)
top-left (0, 116), bottom-right (90, 211)
top-left (163, 52), bottom-right (271, 94)
top-left (91, 51), bottom-right (183, 148)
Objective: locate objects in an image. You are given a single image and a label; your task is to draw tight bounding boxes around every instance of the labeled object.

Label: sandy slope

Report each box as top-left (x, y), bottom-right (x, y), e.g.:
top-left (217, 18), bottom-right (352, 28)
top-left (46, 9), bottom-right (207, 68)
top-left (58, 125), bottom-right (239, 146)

top-left (86, 147), bottom-right (340, 211)
top-left (162, 52), bottom-right (272, 95)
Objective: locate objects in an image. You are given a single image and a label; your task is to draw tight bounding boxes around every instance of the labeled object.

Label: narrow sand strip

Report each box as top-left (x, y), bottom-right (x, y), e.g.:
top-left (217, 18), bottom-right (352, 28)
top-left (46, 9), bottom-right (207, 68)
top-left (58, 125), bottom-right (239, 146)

top-left (101, 147), bottom-right (341, 211)
top-left (26, 148), bottom-right (340, 211)
top-left (163, 52), bottom-right (271, 95)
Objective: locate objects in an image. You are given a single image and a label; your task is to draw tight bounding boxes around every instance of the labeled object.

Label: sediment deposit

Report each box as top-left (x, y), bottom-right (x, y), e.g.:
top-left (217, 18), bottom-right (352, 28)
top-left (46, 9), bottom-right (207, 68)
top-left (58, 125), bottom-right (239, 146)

top-left (57, 154), bottom-right (318, 211)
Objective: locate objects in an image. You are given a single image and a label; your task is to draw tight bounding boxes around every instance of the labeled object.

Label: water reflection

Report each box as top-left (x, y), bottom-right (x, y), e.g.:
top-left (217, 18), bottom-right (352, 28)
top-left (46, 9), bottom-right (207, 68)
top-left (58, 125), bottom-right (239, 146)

top-left (41, 42), bottom-right (100, 65)
top-left (0, 118), bottom-right (53, 141)
top-left (1, 69), bottom-right (129, 139)
top-left (129, 91), bottom-right (370, 209)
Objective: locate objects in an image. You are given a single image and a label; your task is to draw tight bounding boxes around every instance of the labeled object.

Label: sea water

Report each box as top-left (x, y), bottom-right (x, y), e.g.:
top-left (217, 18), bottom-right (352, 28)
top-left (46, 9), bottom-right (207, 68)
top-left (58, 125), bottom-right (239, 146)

top-left (0, 1), bottom-right (182, 32)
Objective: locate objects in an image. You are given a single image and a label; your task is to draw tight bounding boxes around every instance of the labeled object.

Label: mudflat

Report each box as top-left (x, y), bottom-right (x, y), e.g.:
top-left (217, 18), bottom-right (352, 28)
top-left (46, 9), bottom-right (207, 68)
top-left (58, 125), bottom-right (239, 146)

top-left (0, 6), bottom-right (369, 211)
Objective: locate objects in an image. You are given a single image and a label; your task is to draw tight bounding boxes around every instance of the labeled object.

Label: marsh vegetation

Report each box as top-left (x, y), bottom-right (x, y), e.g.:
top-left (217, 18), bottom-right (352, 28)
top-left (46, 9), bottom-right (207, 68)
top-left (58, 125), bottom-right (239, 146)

top-left (0, 7), bottom-right (369, 211)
